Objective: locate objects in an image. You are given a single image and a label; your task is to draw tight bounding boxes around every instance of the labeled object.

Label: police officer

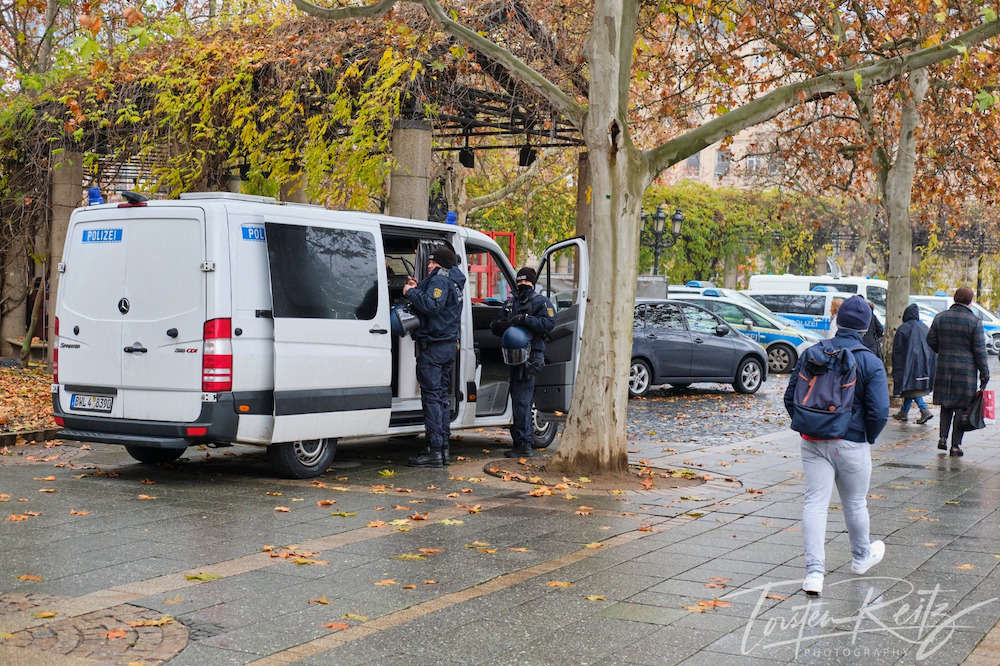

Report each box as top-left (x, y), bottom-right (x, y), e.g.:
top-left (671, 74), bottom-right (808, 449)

top-left (403, 246), bottom-right (465, 468)
top-left (491, 267), bottom-right (555, 457)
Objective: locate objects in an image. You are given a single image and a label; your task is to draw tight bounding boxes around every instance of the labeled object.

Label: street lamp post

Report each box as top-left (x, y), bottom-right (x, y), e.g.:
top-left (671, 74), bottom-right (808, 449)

top-left (640, 204), bottom-right (684, 276)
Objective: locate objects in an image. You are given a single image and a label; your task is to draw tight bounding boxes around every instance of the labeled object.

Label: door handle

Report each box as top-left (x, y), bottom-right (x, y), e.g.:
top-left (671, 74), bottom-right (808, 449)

top-left (369, 327), bottom-right (389, 335)
top-left (647, 333), bottom-right (657, 339)
top-left (694, 338), bottom-right (704, 344)
top-left (124, 343), bottom-right (148, 354)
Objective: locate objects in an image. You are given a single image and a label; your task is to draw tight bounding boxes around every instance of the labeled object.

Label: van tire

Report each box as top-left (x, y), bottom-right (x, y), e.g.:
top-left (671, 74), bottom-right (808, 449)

top-left (268, 439), bottom-right (336, 479)
top-left (734, 357), bottom-right (764, 394)
top-left (125, 446), bottom-right (185, 465)
top-left (531, 407), bottom-right (558, 449)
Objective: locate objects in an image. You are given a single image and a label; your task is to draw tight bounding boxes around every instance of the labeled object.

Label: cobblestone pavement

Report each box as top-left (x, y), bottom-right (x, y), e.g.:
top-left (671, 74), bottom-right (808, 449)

top-left (1, 369), bottom-right (998, 665)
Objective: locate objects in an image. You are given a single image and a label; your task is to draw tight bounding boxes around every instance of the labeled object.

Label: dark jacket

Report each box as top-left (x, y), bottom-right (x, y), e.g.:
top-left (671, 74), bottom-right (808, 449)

top-left (491, 287), bottom-right (556, 352)
top-left (784, 329), bottom-right (889, 444)
top-left (862, 312), bottom-right (885, 358)
top-left (926, 303), bottom-right (989, 408)
top-left (892, 304), bottom-right (936, 398)
top-left (406, 267), bottom-right (466, 344)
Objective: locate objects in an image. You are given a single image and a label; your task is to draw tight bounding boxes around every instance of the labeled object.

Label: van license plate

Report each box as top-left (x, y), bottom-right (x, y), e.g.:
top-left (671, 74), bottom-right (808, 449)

top-left (70, 394), bottom-right (113, 413)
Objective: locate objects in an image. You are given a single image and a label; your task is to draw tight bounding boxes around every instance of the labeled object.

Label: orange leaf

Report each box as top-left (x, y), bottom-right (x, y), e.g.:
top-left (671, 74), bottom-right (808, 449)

top-left (316, 500), bottom-right (336, 507)
top-left (423, 579), bottom-right (438, 585)
top-left (408, 512), bottom-right (428, 521)
top-left (136, 494), bottom-right (156, 500)
top-left (393, 505), bottom-right (410, 511)
top-left (366, 521), bottom-right (387, 528)
top-left (140, 479), bottom-right (156, 485)
top-left (309, 597), bottom-right (329, 605)
top-left (69, 509), bottom-right (89, 516)
top-left (765, 594), bottom-right (787, 601)
top-left (546, 580), bottom-right (573, 588)
top-left (324, 621), bottom-right (350, 631)
top-left (17, 574), bottom-right (42, 581)
top-left (460, 488), bottom-right (473, 494)
top-left (274, 506), bottom-right (291, 512)
top-left (417, 548), bottom-right (442, 555)
top-left (38, 488), bottom-right (56, 493)
top-left (575, 506), bottom-right (593, 516)
top-left (402, 584), bottom-right (416, 589)
top-left (32, 476), bottom-right (55, 481)
top-left (705, 577), bottom-right (731, 589)
top-left (445, 492), bottom-right (459, 498)
top-left (639, 478), bottom-right (654, 490)
top-left (106, 629), bottom-right (127, 640)
top-left (375, 579), bottom-right (397, 586)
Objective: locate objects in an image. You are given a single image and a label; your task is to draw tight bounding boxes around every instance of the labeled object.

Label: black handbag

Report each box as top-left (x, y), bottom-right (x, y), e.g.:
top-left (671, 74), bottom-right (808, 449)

top-left (959, 391), bottom-right (986, 432)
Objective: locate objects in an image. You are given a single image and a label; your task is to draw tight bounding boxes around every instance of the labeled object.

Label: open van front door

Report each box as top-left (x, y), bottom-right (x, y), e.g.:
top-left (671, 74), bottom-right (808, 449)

top-left (534, 237), bottom-right (588, 413)
top-left (265, 220), bottom-right (391, 442)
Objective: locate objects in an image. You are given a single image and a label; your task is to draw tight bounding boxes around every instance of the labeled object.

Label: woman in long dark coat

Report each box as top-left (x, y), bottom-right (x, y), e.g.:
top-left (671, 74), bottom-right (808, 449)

top-left (926, 287), bottom-right (990, 456)
top-left (892, 304), bottom-right (936, 424)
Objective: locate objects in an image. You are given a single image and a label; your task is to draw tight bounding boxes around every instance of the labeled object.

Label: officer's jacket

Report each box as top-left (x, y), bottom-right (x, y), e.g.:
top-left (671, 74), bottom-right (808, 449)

top-left (501, 289), bottom-right (556, 352)
top-left (406, 266), bottom-right (466, 343)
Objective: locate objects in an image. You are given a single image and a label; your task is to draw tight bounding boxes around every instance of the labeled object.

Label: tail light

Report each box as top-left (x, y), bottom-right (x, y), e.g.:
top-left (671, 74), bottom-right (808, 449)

top-left (53, 316), bottom-right (59, 384)
top-left (202, 318), bottom-right (232, 392)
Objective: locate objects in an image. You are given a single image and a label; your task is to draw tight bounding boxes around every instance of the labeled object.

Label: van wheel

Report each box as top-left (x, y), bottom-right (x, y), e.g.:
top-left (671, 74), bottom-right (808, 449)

top-left (734, 357), bottom-right (764, 394)
top-left (125, 446), bottom-right (185, 464)
top-left (531, 407), bottom-right (558, 449)
top-left (268, 439), bottom-right (336, 479)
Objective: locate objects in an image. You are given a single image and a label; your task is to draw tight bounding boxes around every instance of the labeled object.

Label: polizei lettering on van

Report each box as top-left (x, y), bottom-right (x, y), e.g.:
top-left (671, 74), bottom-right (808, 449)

top-left (81, 228), bottom-right (123, 243)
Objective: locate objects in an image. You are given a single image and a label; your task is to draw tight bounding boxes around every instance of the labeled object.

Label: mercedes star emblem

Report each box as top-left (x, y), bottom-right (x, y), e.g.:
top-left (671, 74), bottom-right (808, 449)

top-left (118, 298), bottom-right (130, 315)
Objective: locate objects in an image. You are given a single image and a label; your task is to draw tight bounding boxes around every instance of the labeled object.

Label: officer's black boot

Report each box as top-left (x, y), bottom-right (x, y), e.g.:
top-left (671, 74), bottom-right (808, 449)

top-left (504, 445), bottom-right (532, 458)
top-left (408, 445), bottom-right (443, 468)
top-left (441, 441), bottom-right (450, 466)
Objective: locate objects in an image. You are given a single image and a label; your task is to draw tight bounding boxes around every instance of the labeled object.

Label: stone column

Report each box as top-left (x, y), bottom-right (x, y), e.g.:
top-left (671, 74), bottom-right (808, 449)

top-left (48, 150), bottom-right (83, 364)
top-left (388, 119), bottom-right (431, 220)
top-left (0, 236), bottom-right (27, 357)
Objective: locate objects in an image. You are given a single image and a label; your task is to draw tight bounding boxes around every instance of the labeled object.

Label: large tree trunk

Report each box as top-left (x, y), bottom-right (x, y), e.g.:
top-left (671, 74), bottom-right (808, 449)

top-left (883, 71), bottom-right (929, 386)
top-left (552, 0), bottom-right (640, 475)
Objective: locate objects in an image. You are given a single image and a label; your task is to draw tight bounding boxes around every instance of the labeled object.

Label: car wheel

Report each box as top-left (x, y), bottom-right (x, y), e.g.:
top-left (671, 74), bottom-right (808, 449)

top-left (531, 406), bottom-right (558, 448)
top-left (992, 334), bottom-right (1000, 355)
top-left (767, 344), bottom-right (796, 374)
top-left (629, 359), bottom-right (652, 398)
top-left (734, 357), bottom-right (764, 394)
top-left (268, 438), bottom-right (337, 479)
top-left (124, 446), bottom-right (185, 464)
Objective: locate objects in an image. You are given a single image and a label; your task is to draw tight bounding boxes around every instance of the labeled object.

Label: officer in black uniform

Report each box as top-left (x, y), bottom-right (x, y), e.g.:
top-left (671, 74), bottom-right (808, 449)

top-left (491, 267), bottom-right (556, 457)
top-left (403, 246), bottom-right (465, 468)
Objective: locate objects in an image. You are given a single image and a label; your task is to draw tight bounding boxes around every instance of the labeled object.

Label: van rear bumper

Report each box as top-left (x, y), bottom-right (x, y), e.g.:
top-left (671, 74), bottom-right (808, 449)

top-left (53, 393), bottom-right (239, 447)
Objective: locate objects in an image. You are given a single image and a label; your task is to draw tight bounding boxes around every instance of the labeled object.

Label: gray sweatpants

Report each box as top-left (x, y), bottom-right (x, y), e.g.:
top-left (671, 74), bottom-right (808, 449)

top-left (801, 438), bottom-right (873, 575)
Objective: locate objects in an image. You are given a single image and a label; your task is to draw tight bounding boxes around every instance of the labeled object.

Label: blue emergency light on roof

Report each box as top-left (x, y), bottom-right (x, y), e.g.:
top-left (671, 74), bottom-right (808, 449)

top-left (934, 290), bottom-right (948, 297)
top-left (446, 211), bottom-right (457, 225)
top-left (87, 187), bottom-right (104, 205)
top-left (685, 281), bottom-right (702, 287)
top-left (703, 289), bottom-right (721, 297)
top-left (811, 285), bottom-right (834, 292)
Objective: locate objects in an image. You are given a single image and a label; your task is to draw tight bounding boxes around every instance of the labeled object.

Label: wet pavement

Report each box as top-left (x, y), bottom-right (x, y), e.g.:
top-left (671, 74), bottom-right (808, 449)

top-left (0, 370), bottom-right (998, 665)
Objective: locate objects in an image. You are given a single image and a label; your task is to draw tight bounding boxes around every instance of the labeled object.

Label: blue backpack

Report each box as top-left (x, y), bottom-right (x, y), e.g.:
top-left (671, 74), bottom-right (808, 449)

top-left (790, 340), bottom-right (869, 439)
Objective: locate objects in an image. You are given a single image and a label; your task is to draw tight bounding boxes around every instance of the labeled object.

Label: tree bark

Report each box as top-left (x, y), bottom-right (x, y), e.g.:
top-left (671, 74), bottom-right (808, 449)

top-left (883, 71), bottom-right (929, 386)
top-left (551, 0), bottom-right (641, 475)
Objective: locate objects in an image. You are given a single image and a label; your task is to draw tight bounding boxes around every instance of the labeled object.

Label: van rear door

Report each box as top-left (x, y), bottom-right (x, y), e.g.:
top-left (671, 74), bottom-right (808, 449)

top-left (265, 220), bottom-right (391, 442)
top-left (119, 209), bottom-right (207, 421)
top-left (57, 207), bottom-right (207, 422)
top-left (534, 237), bottom-right (588, 413)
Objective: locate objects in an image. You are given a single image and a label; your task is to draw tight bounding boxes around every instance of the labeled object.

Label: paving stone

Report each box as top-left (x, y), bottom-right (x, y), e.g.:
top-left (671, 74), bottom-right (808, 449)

top-left (600, 601), bottom-right (686, 625)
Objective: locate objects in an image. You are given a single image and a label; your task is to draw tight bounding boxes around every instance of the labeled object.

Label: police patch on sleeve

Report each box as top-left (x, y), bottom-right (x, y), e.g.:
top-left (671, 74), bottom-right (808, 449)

top-left (547, 307), bottom-right (555, 317)
top-left (433, 288), bottom-right (443, 298)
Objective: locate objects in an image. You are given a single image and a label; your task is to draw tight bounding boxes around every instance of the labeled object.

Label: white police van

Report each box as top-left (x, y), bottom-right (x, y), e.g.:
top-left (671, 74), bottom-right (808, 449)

top-left (748, 274), bottom-right (888, 310)
top-left (743, 288), bottom-right (859, 338)
top-left (52, 192), bottom-right (588, 478)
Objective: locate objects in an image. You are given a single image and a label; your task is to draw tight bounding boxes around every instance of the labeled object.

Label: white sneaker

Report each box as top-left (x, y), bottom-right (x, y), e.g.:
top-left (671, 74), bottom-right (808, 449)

top-left (852, 540), bottom-right (885, 574)
top-left (802, 572), bottom-right (823, 596)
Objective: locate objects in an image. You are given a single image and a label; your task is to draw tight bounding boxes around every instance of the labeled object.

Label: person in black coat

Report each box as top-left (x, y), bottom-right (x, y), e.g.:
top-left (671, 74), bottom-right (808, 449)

top-left (926, 286), bottom-right (989, 457)
top-left (892, 304), bottom-right (936, 424)
top-left (862, 301), bottom-right (885, 359)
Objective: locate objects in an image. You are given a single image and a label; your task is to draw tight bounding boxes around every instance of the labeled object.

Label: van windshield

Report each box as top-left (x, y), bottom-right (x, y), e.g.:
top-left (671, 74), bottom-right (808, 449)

top-left (866, 285), bottom-right (887, 309)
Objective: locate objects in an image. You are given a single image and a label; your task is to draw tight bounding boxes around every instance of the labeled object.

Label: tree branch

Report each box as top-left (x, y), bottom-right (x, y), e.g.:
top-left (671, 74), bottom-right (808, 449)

top-left (465, 149), bottom-right (547, 214)
top-left (293, 0), bottom-right (587, 128)
top-left (643, 18), bottom-right (1000, 179)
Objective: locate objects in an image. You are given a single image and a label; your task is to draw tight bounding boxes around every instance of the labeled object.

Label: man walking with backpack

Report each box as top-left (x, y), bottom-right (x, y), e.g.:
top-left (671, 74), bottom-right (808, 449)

top-left (784, 295), bottom-right (889, 597)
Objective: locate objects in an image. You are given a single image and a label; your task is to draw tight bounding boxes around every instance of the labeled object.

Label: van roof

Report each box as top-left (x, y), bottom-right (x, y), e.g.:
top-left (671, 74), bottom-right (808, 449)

top-left (75, 193), bottom-right (501, 248)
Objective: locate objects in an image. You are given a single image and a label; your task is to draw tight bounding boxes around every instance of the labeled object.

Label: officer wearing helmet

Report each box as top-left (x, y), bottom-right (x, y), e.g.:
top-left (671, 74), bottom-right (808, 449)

top-left (403, 246), bottom-right (466, 468)
top-left (491, 267), bottom-right (556, 457)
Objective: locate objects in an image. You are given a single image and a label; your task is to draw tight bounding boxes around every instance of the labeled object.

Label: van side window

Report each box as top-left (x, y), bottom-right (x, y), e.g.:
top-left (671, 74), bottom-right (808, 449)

top-left (810, 282), bottom-right (857, 293)
top-left (267, 224), bottom-right (379, 320)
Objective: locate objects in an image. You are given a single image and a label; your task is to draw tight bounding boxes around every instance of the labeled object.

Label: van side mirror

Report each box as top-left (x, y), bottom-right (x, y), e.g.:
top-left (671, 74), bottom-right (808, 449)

top-left (743, 318), bottom-right (754, 328)
top-left (715, 325), bottom-right (729, 337)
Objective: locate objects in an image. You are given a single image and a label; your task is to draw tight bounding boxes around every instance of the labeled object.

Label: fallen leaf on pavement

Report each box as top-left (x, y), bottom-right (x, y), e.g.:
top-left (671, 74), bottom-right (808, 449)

top-left (69, 509), bottom-right (89, 516)
top-left (17, 574), bottom-right (42, 581)
top-left (185, 573), bottom-right (221, 582)
top-left (683, 599), bottom-right (732, 613)
top-left (32, 476), bottom-right (55, 481)
top-left (324, 621), bottom-right (350, 631)
top-left (127, 616), bottom-right (173, 627)
top-left (765, 594), bottom-right (787, 601)
top-left (366, 521), bottom-right (387, 528)
top-left (417, 548), bottom-right (442, 555)
top-left (409, 512), bottom-right (428, 521)
top-left (465, 541), bottom-right (490, 548)
top-left (508, 547), bottom-right (530, 553)
top-left (0, 494), bottom-right (8, 502)
top-left (141, 479), bottom-right (157, 485)
top-left (343, 613), bottom-right (368, 621)
top-left (106, 629), bottom-right (127, 639)
top-left (402, 584), bottom-right (416, 589)
top-left (393, 505), bottom-right (410, 511)
top-left (575, 506), bottom-right (593, 516)
top-left (310, 597), bottom-right (329, 605)
top-left (375, 579), bottom-right (397, 586)
top-left (546, 580), bottom-right (573, 588)
top-left (438, 518), bottom-right (464, 525)
top-left (585, 542), bottom-right (603, 549)
top-left (316, 500), bottom-right (336, 507)
top-left (330, 512), bottom-right (357, 517)
top-left (955, 564), bottom-right (975, 571)
top-left (584, 594), bottom-right (605, 601)
top-left (33, 611), bottom-right (57, 619)
top-left (424, 580), bottom-right (437, 585)
top-left (639, 478), bottom-right (654, 490)
top-left (163, 598), bottom-right (183, 604)
top-left (446, 492), bottom-right (459, 498)
top-left (460, 488), bottom-right (472, 494)
top-left (292, 558), bottom-right (328, 566)
top-left (266, 491), bottom-right (282, 496)
top-left (378, 469), bottom-right (396, 477)
top-left (37, 488), bottom-right (56, 493)
top-left (136, 494), bottom-right (156, 500)
top-left (274, 506), bottom-right (291, 512)
top-left (393, 553), bottom-right (426, 561)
